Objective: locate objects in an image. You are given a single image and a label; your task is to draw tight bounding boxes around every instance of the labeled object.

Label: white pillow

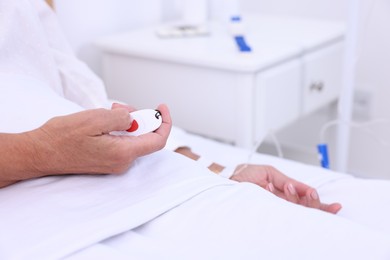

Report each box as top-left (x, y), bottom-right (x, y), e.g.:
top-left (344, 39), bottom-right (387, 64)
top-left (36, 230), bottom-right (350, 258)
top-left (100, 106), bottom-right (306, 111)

top-left (0, 73), bottom-right (83, 133)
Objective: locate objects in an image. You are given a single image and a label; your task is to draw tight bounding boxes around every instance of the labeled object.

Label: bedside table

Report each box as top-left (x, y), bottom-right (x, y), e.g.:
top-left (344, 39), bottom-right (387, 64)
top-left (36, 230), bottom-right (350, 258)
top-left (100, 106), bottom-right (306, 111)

top-left (96, 14), bottom-right (345, 148)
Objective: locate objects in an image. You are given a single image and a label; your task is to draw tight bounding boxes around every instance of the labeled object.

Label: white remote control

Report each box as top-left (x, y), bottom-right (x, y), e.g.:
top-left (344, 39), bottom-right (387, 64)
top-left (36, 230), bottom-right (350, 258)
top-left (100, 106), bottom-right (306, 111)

top-left (110, 109), bottom-right (162, 137)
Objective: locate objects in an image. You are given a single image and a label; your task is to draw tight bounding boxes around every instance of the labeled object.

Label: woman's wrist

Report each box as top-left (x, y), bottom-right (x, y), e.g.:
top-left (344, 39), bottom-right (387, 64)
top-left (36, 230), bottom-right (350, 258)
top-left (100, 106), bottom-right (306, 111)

top-left (0, 132), bottom-right (44, 186)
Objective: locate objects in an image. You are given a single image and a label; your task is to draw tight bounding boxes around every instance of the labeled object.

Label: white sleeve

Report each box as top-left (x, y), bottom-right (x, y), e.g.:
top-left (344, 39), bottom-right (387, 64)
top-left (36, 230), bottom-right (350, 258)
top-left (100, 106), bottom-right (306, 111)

top-left (0, 0), bottom-right (64, 95)
top-left (32, 0), bottom-right (110, 109)
top-left (0, 0), bottom-right (109, 110)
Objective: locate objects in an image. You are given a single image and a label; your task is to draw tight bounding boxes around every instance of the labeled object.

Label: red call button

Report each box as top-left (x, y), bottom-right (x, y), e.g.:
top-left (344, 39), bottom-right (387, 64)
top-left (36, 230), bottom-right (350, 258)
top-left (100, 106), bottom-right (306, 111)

top-left (126, 120), bottom-right (139, 132)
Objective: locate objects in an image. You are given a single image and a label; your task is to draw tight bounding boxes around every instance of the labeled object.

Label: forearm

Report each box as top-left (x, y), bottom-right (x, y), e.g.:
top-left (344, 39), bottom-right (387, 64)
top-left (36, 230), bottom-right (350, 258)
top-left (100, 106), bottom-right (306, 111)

top-left (0, 132), bottom-right (42, 187)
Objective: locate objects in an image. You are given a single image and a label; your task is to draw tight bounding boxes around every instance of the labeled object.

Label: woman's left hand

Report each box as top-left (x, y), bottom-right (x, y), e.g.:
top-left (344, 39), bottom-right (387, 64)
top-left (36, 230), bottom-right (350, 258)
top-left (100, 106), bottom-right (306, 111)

top-left (230, 164), bottom-right (342, 214)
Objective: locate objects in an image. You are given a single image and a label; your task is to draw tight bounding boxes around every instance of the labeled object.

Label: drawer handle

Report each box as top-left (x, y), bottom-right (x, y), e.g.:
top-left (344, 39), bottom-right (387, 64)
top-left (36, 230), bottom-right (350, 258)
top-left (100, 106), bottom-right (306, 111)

top-left (310, 81), bottom-right (324, 92)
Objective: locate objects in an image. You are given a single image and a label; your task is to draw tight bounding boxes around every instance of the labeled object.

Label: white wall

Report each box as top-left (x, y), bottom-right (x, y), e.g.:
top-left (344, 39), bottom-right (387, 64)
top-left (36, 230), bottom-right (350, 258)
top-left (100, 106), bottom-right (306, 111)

top-left (55, 0), bottom-right (162, 74)
top-left (54, 0), bottom-right (390, 179)
top-left (240, 0), bottom-right (390, 179)
top-left (349, 0), bottom-right (390, 178)
top-left (241, 0), bottom-right (349, 21)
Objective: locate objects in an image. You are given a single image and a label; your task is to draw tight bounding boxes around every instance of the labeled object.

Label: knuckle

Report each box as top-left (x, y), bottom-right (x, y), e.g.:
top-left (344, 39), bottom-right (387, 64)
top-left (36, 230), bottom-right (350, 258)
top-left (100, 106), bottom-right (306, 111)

top-left (115, 109), bottom-right (131, 126)
top-left (116, 107), bottom-right (130, 117)
top-left (157, 139), bottom-right (167, 150)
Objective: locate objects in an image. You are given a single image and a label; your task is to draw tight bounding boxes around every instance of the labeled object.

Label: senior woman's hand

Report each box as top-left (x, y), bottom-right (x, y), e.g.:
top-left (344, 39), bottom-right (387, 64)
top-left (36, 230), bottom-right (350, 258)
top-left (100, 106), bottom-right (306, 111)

top-left (0, 104), bottom-right (172, 187)
top-left (230, 164), bottom-right (342, 214)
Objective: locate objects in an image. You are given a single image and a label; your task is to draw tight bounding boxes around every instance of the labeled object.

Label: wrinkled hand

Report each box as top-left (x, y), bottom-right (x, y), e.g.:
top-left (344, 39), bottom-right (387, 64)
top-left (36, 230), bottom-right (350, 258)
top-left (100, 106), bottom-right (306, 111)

top-left (24, 104), bottom-right (172, 178)
top-left (230, 164), bottom-right (342, 214)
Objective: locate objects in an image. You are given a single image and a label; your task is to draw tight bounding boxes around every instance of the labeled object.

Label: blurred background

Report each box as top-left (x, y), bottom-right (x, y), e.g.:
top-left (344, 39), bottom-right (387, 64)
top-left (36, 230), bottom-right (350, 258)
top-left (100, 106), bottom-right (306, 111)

top-left (52, 0), bottom-right (390, 179)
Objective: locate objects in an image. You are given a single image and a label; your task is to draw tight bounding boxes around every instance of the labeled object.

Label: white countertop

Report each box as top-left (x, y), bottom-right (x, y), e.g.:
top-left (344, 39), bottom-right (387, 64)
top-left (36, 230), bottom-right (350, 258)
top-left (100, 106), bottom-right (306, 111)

top-left (95, 14), bottom-right (345, 73)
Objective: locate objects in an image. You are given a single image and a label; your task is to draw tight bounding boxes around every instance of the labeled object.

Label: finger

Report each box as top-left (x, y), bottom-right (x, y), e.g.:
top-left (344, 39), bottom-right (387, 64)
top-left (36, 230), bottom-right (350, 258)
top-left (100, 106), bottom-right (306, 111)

top-left (157, 104), bottom-right (172, 127)
top-left (130, 104), bottom-right (172, 157)
top-left (304, 188), bottom-right (342, 214)
top-left (97, 108), bottom-right (132, 134)
top-left (266, 185), bottom-right (288, 200)
top-left (284, 183), bottom-right (300, 204)
top-left (305, 188), bottom-right (321, 209)
top-left (320, 202), bottom-right (343, 214)
top-left (265, 166), bottom-right (304, 195)
top-left (152, 104), bottom-right (172, 137)
top-left (290, 180), bottom-right (315, 197)
top-left (266, 182), bottom-right (275, 193)
top-left (111, 103), bottom-right (137, 112)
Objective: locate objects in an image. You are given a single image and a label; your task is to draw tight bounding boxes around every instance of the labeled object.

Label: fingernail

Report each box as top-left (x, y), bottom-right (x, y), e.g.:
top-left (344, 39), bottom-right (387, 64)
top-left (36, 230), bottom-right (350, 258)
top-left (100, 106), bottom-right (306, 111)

top-left (287, 183), bottom-right (296, 195)
top-left (310, 190), bottom-right (319, 200)
top-left (267, 183), bottom-right (275, 193)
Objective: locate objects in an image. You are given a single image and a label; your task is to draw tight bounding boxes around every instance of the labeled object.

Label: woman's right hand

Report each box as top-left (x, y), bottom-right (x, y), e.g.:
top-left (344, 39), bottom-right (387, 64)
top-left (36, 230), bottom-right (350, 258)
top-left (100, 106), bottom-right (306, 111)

top-left (2, 104), bottom-right (172, 186)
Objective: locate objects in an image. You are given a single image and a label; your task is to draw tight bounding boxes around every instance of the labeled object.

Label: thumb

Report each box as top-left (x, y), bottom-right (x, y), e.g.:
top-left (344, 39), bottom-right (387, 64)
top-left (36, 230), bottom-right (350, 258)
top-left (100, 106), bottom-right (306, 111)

top-left (94, 108), bottom-right (132, 134)
top-left (111, 102), bottom-right (137, 112)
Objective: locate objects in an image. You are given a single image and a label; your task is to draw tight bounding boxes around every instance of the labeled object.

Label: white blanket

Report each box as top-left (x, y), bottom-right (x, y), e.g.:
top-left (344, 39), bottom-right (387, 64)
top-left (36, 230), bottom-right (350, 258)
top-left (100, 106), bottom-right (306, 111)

top-left (3, 2), bottom-right (389, 258)
top-left (0, 149), bottom-right (237, 259)
top-left (169, 126), bottom-right (390, 235)
top-left (1, 75), bottom-right (390, 259)
top-left (2, 147), bottom-right (390, 259)
top-left (0, 74), bottom-right (231, 259)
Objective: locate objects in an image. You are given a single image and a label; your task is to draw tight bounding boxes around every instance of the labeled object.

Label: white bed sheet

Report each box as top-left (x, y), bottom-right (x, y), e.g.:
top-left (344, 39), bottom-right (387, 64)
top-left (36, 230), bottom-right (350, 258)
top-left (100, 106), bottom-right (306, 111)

top-left (3, 2), bottom-right (390, 257)
top-left (60, 126), bottom-right (390, 260)
top-left (168, 126), bottom-right (390, 235)
top-left (1, 75), bottom-right (390, 259)
top-left (0, 74), bottom-right (230, 259)
top-left (65, 128), bottom-right (390, 259)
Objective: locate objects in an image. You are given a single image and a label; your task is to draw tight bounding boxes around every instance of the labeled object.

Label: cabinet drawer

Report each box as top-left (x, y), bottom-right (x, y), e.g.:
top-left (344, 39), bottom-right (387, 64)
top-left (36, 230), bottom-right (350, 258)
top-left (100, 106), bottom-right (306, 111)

top-left (102, 54), bottom-right (248, 143)
top-left (302, 42), bottom-right (344, 114)
top-left (254, 59), bottom-right (301, 142)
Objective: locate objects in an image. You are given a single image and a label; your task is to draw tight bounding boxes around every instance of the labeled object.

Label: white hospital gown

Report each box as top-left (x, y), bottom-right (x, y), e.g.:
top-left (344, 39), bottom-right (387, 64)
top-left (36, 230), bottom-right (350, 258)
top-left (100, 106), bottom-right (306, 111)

top-left (1, 1), bottom-right (390, 260)
top-left (0, 0), bottom-right (108, 109)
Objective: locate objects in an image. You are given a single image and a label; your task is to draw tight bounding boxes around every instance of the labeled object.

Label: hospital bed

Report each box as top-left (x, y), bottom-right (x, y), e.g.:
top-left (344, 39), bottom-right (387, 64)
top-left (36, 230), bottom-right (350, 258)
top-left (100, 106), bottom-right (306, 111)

top-left (1, 73), bottom-right (390, 259)
top-left (1, 1), bottom-right (390, 259)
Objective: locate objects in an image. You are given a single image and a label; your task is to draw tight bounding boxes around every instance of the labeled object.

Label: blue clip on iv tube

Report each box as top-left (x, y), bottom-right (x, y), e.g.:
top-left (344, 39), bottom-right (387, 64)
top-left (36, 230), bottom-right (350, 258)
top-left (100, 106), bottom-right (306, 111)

top-left (230, 16), bottom-right (252, 52)
top-left (317, 143), bottom-right (330, 169)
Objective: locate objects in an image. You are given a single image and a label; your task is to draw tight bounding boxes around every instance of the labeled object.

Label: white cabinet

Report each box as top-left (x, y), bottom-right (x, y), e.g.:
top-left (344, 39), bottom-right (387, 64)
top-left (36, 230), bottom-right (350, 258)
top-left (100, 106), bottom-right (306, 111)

top-left (96, 15), bottom-right (345, 149)
top-left (302, 42), bottom-right (344, 114)
top-left (254, 59), bottom-right (301, 143)
top-left (102, 55), bottom-right (255, 146)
